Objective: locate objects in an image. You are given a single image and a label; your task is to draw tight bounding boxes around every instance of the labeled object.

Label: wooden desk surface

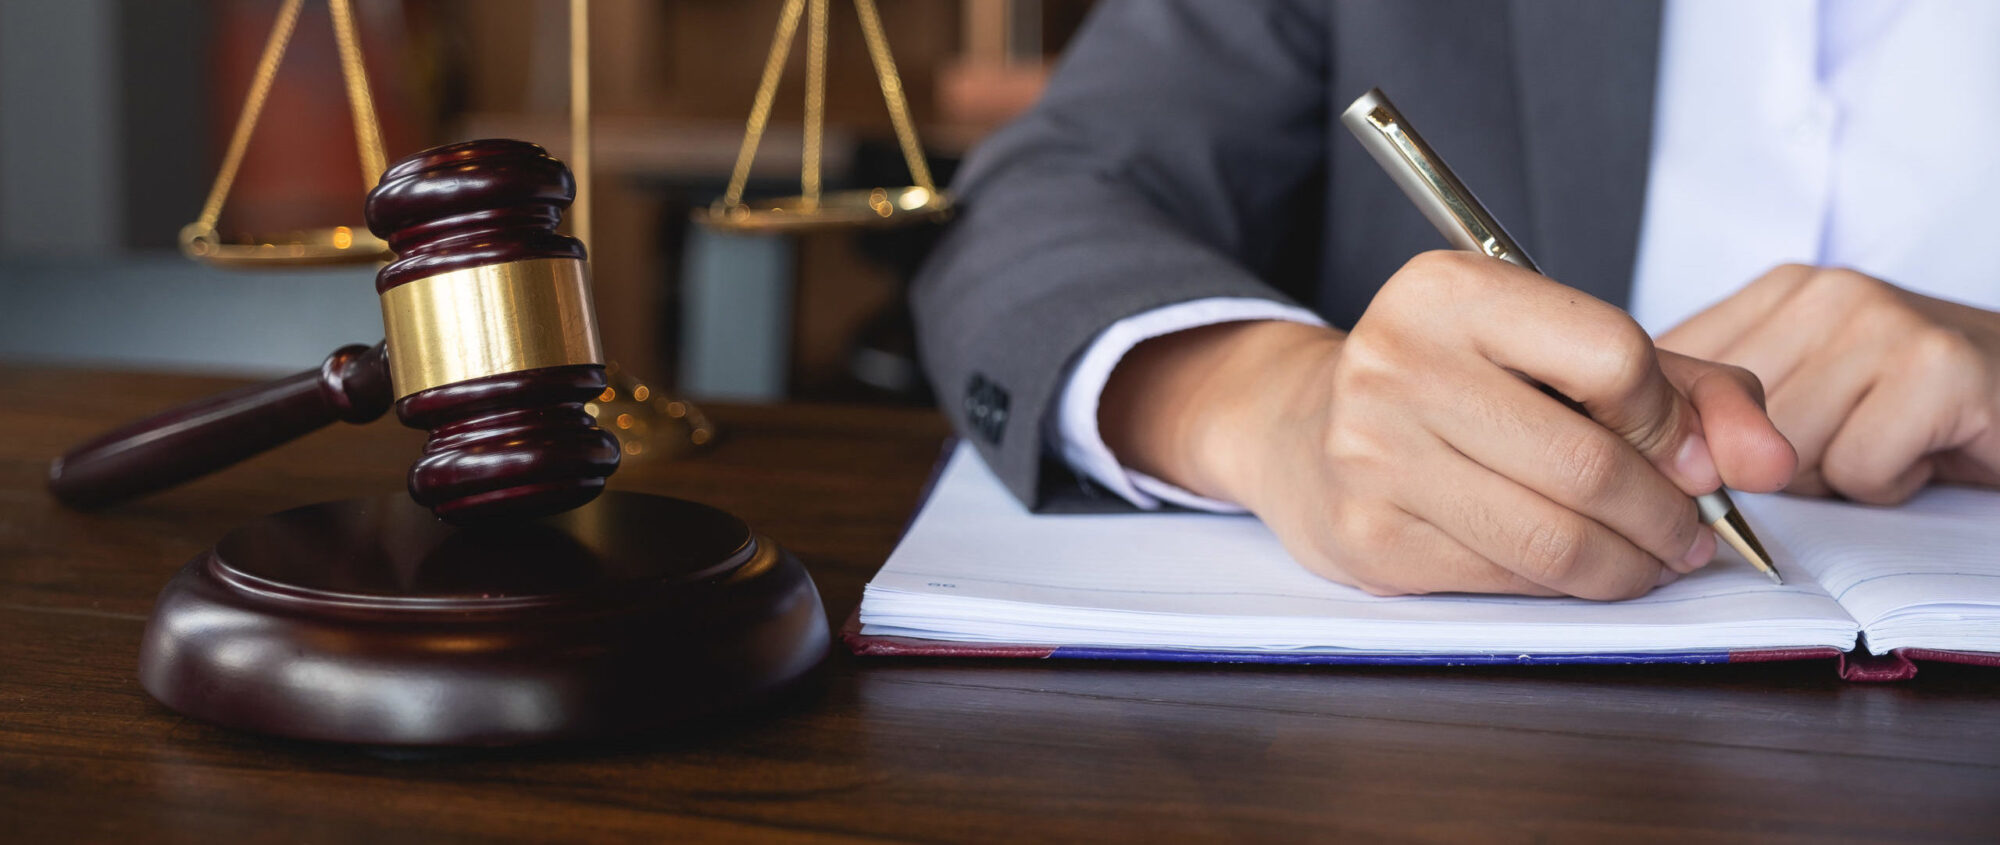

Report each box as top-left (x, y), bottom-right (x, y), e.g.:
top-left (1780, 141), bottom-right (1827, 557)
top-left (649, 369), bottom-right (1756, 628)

top-left (3, 365), bottom-right (1998, 843)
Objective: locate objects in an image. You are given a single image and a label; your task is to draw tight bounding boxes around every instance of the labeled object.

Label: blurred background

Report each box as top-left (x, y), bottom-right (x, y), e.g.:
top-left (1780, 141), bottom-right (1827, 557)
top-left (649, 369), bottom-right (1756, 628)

top-left (0, 0), bottom-right (1095, 404)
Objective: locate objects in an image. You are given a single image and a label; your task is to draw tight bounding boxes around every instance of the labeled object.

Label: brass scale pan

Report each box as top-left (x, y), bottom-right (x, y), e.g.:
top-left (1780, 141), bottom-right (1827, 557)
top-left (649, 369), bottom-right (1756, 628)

top-left (182, 0), bottom-right (392, 268)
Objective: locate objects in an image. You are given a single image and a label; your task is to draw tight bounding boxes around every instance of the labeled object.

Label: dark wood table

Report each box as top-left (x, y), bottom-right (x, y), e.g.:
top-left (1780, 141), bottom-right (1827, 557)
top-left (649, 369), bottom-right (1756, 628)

top-left (3, 365), bottom-right (1998, 843)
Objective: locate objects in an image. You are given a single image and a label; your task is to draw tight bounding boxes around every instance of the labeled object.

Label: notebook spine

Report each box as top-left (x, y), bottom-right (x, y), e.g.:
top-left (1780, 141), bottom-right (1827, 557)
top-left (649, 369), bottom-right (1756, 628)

top-left (1833, 650), bottom-right (1920, 682)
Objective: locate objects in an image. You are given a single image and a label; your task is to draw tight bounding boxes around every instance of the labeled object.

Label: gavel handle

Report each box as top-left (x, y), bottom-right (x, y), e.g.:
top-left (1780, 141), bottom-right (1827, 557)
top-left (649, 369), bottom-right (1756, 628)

top-left (48, 342), bottom-right (393, 510)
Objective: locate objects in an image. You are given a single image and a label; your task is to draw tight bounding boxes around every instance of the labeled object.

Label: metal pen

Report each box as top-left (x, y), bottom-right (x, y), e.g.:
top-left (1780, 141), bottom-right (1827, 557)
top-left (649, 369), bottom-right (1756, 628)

top-left (1339, 88), bottom-right (1781, 585)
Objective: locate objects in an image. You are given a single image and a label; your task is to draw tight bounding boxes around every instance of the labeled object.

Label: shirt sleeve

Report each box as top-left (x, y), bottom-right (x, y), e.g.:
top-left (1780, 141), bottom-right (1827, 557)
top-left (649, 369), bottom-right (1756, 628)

top-left (1051, 296), bottom-right (1329, 512)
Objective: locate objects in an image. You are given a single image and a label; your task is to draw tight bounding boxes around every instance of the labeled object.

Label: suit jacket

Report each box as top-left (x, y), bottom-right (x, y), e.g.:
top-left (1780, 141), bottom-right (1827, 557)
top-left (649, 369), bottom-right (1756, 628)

top-left (910, 0), bottom-right (1663, 508)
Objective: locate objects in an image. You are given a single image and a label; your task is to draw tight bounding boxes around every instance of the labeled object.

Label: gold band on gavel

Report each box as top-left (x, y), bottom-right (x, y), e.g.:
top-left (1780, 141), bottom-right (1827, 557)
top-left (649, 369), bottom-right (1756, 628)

top-left (379, 257), bottom-right (605, 399)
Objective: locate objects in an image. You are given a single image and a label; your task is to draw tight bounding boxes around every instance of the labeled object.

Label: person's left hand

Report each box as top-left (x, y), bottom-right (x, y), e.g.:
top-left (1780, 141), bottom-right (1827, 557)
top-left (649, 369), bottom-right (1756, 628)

top-left (1659, 265), bottom-right (2000, 503)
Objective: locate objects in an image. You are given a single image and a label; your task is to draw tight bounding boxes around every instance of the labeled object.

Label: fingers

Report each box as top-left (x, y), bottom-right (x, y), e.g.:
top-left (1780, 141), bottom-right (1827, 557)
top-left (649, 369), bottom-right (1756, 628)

top-left (1295, 505), bottom-right (1562, 597)
top-left (1717, 269), bottom-right (1909, 398)
top-left (1386, 518), bottom-right (1566, 597)
top-left (1394, 252), bottom-right (1718, 495)
top-left (1397, 436), bottom-right (1668, 600)
top-left (1656, 264), bottom-right (1815, 358)
top-left (1292, 251), bottom-right (1822, 600)
top-left (1658, 352), bottom-right (1797, 494)
top-left (1719, 293), bottom-right (1972, 502)
top-left (1694, 274), bottom-right (1897, 484)
top-left (1424, 363), bottom-right (1712, 574)
top-left (1762, 357), bottom-right (1876, 494)
top-left (1819, 331), bottom-right (1986, 504)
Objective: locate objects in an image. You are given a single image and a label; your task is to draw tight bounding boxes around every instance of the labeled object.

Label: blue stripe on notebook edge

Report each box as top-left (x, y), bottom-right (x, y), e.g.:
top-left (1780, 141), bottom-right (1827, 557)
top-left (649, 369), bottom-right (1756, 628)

top-left (1041, 647), bottom-right (1740, 666)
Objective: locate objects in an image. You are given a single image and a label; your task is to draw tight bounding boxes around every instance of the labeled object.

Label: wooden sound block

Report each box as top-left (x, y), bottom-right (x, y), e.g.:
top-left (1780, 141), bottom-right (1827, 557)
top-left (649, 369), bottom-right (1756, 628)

top-left (137, 491), bottom-right (830, 746)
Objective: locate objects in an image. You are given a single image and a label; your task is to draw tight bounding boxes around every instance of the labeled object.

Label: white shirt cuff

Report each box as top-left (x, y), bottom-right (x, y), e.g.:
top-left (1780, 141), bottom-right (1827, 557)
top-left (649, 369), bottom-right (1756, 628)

top-left (1053, 297), bottom-right (1328, 512)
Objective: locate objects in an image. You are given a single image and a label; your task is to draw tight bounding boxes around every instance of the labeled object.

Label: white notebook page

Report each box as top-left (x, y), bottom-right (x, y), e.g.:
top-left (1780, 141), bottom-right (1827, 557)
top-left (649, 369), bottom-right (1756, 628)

top-left (862, 445), bottom-right (1859, 654)
top-left (1738, 488), bottom-right (2000, 654)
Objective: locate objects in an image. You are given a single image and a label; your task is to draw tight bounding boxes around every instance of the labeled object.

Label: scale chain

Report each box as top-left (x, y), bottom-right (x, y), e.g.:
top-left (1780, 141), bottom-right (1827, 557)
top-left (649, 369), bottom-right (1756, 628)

top-left (803, 0), bottom-right (829, 209)
top-left (187, 0), bottom-right (388, 244)
top-left (853, 0), bottom-right (936, 194)
top-left (329, 0), bottom-right (388, 188)
top-left (723, 0), bottom-right (807, 209)
top-left (719, 0), bottom-right (939, 214)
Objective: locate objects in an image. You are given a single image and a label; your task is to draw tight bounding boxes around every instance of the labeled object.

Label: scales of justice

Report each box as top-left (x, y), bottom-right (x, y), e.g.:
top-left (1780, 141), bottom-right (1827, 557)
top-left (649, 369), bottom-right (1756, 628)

top-left (45, 0), bottom-right (948, 746)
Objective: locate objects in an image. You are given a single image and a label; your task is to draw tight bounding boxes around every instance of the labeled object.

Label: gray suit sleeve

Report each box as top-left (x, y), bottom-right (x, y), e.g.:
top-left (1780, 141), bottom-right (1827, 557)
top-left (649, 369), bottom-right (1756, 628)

top-left (910, 0), bottom-right (1331, 507)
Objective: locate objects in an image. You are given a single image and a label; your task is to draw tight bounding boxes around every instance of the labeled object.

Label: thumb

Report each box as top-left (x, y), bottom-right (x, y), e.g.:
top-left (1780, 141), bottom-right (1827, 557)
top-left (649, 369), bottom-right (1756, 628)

top-left (1657, 351), bottom-right (1798, 494)
top-left (1566, 344), bottom-right (1723, 496)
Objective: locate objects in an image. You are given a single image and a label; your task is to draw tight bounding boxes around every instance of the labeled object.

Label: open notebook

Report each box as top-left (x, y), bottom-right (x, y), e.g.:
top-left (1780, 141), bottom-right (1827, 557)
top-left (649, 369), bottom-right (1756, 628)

top-left (848, 444), bottom-right (2000, 681)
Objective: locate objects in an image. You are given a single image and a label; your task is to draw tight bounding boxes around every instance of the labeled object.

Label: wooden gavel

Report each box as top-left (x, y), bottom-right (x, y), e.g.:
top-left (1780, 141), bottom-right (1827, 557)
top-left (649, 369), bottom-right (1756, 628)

top-left (49, 140), bottom-right (621, 523)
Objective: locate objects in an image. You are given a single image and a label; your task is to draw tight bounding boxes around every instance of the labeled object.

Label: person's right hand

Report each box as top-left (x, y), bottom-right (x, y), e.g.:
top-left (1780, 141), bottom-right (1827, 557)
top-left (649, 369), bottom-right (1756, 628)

top-left (1098, 251), bottom-right (1798, 599)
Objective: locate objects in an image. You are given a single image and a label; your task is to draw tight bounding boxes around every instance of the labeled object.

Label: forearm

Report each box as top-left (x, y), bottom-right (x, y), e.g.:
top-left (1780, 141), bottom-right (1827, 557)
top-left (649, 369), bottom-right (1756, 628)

top-left (1099, 320), bottom-right (1346, 507)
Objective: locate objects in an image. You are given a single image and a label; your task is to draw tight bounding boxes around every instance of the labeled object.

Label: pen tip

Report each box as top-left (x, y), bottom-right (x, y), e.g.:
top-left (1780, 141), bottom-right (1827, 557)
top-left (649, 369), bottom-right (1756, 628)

top-left (1710, 508), bottom-right (1781, 585)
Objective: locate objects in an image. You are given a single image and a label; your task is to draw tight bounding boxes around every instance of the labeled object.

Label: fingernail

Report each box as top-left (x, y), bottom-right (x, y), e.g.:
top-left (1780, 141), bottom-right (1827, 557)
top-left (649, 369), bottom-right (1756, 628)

top-left (1678, 529), bottom-right (1716, 572)
top-left (1674, 433), bottom-right (1721, 492)
top-left (1657, 568), bottom-right (1682, 587)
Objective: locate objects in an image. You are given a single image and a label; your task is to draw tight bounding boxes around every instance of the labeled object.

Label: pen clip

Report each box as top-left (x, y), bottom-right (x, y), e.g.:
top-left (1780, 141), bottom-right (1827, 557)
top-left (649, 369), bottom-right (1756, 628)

top-left (1343, 89), bottom-right (1539, 273)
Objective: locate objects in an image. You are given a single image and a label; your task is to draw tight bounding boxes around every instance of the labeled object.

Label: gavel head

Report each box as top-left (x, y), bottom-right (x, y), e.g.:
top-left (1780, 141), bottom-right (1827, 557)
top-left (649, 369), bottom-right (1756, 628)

top-left (366, 139), bottom-right (620, 524)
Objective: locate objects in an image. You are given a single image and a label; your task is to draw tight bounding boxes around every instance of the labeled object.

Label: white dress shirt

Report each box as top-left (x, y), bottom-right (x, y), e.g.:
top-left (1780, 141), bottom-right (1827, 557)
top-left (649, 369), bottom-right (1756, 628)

top-left (1056, 0), bottom-right (2000, 511)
